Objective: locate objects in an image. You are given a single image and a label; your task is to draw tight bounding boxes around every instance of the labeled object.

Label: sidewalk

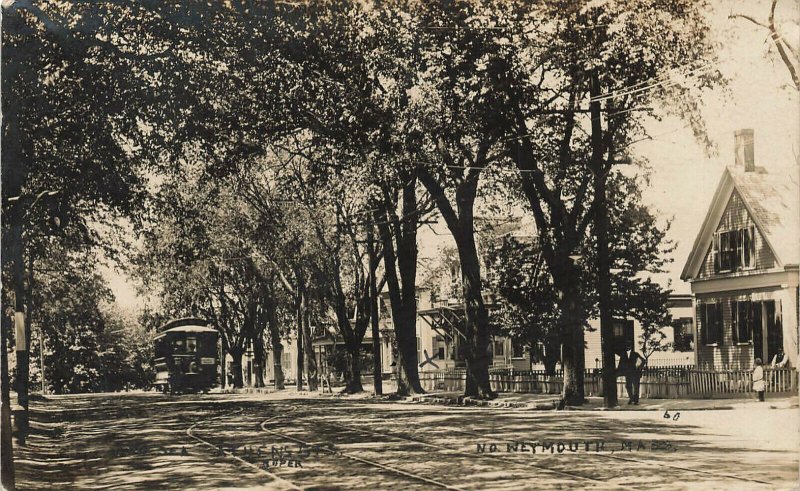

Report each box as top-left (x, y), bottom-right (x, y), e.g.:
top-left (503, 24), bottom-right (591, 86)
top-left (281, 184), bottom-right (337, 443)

top-left (199, 385), bottom-right (799, 411)
top-left (401, 390), bottom-right (800, 411)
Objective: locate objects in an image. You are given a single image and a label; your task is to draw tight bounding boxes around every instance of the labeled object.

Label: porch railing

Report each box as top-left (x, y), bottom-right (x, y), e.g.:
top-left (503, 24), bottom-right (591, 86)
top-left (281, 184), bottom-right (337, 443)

top-left (417, 367), bottom-right (798, 399)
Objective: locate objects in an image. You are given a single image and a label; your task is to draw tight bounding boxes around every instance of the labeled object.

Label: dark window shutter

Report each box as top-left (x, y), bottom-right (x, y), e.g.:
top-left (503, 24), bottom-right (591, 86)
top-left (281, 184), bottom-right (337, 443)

top-left (699, 304), bottom-right (707, 345)
top-left (715, 301), bottom-right (724, 345)
top-left (731, 301), bottom-right (739, 344)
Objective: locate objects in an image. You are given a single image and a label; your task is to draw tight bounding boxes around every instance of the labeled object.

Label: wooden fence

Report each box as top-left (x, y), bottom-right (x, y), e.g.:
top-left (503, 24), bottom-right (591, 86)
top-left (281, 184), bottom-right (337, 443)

top-left (418, 366), bottom-right (798, 399)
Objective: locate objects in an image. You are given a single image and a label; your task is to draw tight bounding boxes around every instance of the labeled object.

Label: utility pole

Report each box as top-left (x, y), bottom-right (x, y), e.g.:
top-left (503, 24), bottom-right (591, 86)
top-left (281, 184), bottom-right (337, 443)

top-left (367, 224), bottom-right (382, 395)
top-left (27, 253), bottom-right (45, 395)
top-left (296, 284), bottom-right (304, 391)
top-left (10, 222), bottom-right (29, 440)
top-left (5, 190), bottom-right (58, 440)
top-left (40, 330), bottom-right (46, 395)
top-left (590, 72), bottom-right (618, 408)
top-left (1, 308), bottom-right (15, 490)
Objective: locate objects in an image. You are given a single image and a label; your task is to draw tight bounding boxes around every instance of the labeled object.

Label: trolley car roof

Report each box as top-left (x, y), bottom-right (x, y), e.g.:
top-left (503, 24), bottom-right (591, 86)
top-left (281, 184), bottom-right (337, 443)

top-left (153, 325), bottom-right (217, 340)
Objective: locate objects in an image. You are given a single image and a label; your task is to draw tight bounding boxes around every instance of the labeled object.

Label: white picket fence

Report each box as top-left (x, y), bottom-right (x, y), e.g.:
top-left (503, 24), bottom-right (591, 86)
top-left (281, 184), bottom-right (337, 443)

top-left (418, 367), bottom-right (798, 399)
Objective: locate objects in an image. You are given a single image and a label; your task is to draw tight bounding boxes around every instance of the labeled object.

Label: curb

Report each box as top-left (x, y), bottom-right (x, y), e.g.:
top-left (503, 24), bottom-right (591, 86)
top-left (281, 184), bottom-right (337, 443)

top-left (405, 394), bottom-right (557, 410)
top-left (402, 394), bottom-right (798, 412)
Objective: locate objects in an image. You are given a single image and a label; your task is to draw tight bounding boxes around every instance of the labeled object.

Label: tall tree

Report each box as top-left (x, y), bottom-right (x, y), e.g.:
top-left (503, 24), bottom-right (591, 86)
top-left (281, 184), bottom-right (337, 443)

top-left (2, 0), bottom-right (154, 447)
top-left (410, 0), bottom-right (522, 399)
top-left (252, 3), bottom-right (428, 394)
top-left (481, 0), bottom-right (722, 406)
top-left (133, 169), bottom-right (280, 389)
top-left (487, 172), bottom-right (675, 376)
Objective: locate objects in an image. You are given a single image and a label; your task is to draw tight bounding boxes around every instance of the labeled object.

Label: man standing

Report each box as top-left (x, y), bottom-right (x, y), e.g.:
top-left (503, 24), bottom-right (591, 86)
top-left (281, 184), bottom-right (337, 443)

top-left (617, 342), bottom-right (645, 405)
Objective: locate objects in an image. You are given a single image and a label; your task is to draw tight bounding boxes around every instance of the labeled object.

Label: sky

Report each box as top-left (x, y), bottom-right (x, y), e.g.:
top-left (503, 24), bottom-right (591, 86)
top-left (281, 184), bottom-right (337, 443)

top-left (105, 0), bottom-right (799, 309)
top-left (632, 0), bottom-right (799, 292)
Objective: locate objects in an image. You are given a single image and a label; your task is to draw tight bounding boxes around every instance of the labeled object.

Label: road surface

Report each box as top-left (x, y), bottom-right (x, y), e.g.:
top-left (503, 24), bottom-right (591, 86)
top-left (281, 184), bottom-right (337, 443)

top-left (13, 391), bottom-right (799, 490)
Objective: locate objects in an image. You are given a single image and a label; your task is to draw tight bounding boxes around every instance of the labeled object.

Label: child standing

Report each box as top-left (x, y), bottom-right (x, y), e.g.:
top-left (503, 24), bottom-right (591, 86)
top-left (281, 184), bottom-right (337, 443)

top-left (752, 358), bottom-right (766, 402)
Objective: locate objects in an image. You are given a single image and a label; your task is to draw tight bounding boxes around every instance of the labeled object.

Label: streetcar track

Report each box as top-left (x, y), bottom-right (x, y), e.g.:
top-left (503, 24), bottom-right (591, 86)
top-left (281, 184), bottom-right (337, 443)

top-left (186, 407), bottom-right (303, 490)
top-left (189, 398), bottom-right (779, 489)
top-left (267, 403), bottom-right (631, 489)
top-left (258, 406), bottom-right (467, 490)
top-left (329, 404), bottom-right (776, 487)
top-left (441, 426), bottom-right (775, 487)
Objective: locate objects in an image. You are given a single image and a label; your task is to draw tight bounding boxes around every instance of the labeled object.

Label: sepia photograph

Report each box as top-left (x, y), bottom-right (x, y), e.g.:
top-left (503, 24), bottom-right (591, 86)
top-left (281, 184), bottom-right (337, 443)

top-left (1, 0), bottom-right (798, 489)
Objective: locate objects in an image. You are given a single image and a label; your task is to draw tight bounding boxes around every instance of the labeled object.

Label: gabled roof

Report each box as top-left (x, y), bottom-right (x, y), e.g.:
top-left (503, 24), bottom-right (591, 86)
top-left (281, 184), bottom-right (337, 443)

top-left (681, 165), bottom-right (800, 280)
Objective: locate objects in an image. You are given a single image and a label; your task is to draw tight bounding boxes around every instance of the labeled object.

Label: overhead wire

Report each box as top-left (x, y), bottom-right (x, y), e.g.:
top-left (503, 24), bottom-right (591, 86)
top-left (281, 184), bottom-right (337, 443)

top-left (590, 61), bottom-right (722, 103)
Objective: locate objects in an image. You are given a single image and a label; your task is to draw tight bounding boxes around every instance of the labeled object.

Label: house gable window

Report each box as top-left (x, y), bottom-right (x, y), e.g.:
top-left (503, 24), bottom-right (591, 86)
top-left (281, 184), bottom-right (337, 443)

top-left (700, 302), bottom-right (723, 345)
top-left (713, 226), bottom-right (755, 273)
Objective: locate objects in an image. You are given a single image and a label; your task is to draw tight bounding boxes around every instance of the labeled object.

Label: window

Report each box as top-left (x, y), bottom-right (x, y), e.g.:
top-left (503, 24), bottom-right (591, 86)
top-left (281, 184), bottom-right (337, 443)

top-left (186, 337), bottom-right (197, 353)
top-left (612, 319), bottom-right (634, 354)
top-left (511, 339), bottom-right (525, 359)
top-left (700, 302), bottom-right (723, 345)
top-left (764, 300), bottom-right (783, 363)
top-left (732, 301), bottom-right (755, 344)
top-left (493, 340), bottom-right (504, 357)
top-left (714, 227), bottom-right (755, 272)
top-left (672, 318), bottom-right (694, 351)
top-left (435, 336), bottom-right (446, 360)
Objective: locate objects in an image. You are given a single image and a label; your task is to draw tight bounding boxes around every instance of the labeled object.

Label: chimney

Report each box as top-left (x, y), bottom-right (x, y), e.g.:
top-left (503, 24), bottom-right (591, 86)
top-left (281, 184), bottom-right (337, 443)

top-left (734, 129), bottom-right (755, 172)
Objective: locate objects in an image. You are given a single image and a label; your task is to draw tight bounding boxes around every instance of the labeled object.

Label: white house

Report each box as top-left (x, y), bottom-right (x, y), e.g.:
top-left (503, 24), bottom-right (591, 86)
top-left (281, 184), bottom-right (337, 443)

top-left (680, 129), bottom-right (799, 370)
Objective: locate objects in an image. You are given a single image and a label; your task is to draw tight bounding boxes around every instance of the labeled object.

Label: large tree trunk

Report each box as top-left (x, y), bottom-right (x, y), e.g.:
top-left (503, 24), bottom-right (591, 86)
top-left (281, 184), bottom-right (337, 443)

top-left (300, 288), bottom-right (318, 391)
top-left (330, 255), bottom-right (368, 394)
top-left (453, 177), bottom-right (494, 399)
top-left (219, 341), bottom-right (227, 389)
top-left (390, 254), bottom-right (424, 396)
top-left (295, 291), bottom-right (304, 390)
top-left (590, 71), bottom-right (618, 409)
top-left (418, 167), bottom-right (494, 399)
top-left (376, 180), bottom-right (424, 396)
top-left (393, 292), bottom-right (423, 395)
top-left (554, 266), bottom-right (586, 407)
top-left (268, 312), bottom-right (285, 390)
top-left (229, 347), bottom-right (245, 389)
top-left (456, 233), bottom-right (495, 399)
top-left (367, 226), bottom-right (383, 396)
top-left (344, 342), bottom-right (363, 394)
top-left (296, 334), bottom-right (304, 391)
top-left (252, 332), bottom-right (266, 388)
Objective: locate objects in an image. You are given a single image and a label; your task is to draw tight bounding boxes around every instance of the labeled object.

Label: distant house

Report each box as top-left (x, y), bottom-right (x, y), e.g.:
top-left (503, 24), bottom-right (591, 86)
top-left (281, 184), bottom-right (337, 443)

top-left (582, 294), bottom-right (696, 370)
top-left (417, 288), bottom-right (513, 371)
top-left (680, 129), bottom-right (799, 370)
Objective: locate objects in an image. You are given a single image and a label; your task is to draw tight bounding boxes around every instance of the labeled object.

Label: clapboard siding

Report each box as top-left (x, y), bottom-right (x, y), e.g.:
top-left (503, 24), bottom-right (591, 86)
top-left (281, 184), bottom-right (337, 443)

top-left (694, 287), bottom-right (790, 370)
top-left (699, 190), bottom-right (777, 278)
top-left (695, 295), bottom-right (752, 370)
